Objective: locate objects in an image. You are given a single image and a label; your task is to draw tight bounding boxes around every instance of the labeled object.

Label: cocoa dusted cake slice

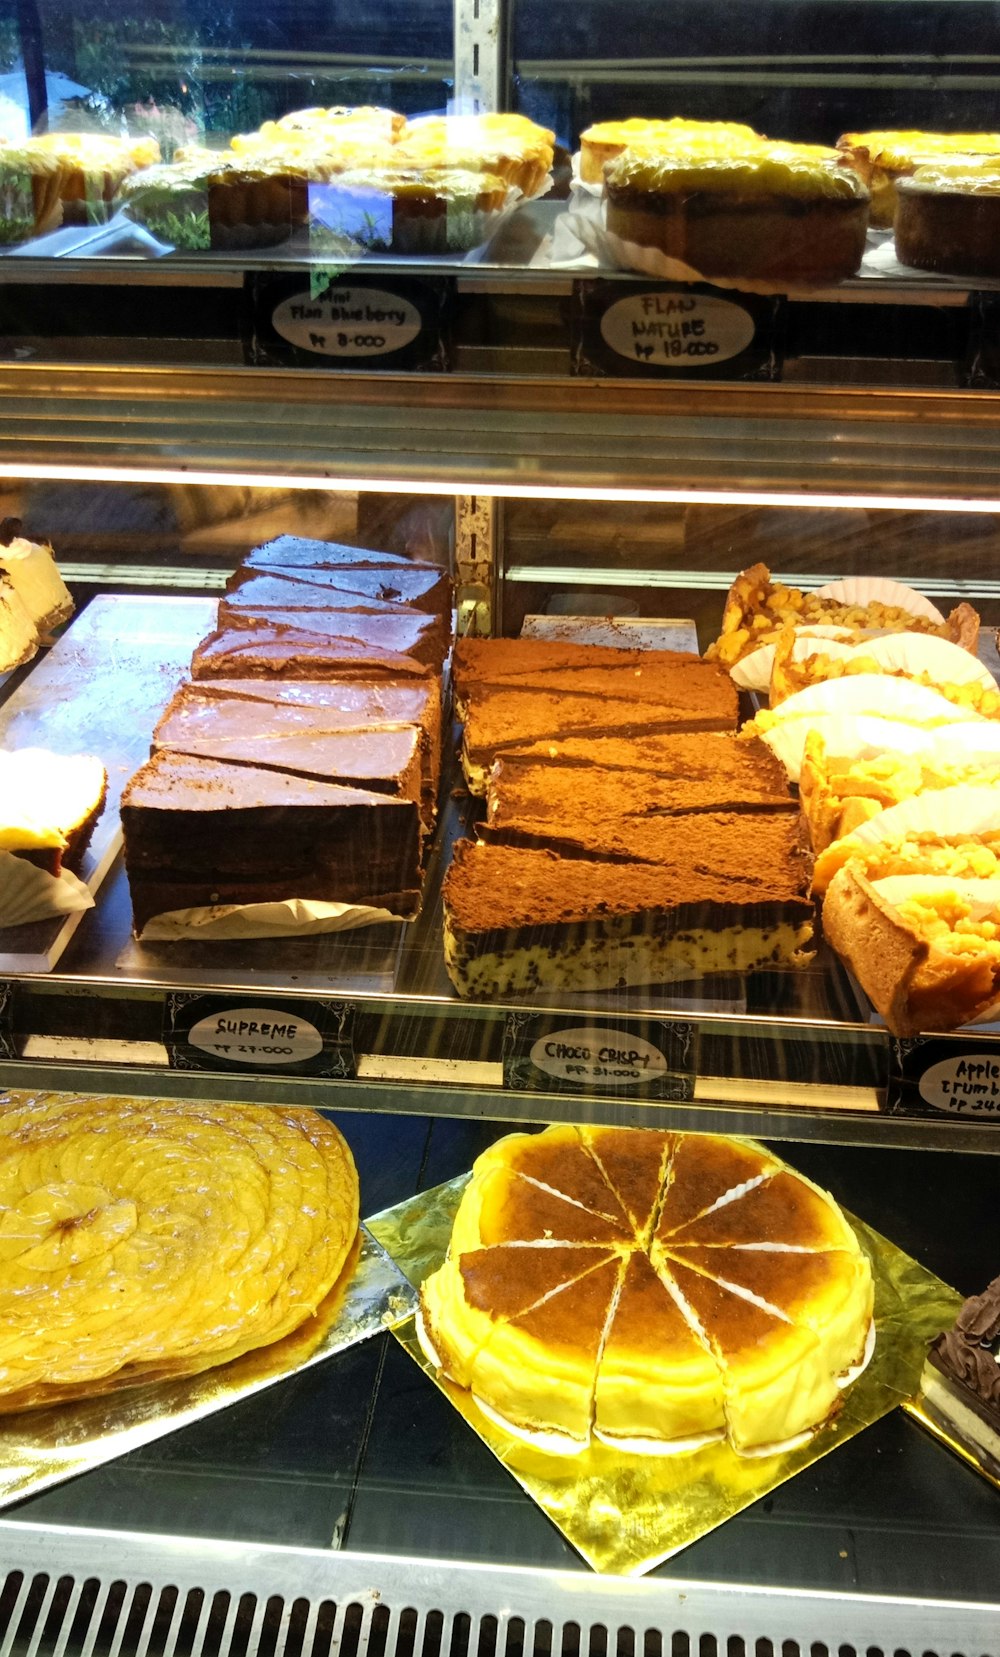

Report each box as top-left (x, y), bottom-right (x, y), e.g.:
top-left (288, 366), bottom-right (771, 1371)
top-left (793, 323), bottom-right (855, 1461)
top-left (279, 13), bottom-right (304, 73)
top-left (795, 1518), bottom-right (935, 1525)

top-left (462, 684), bottom-right (738, 795)
top-left (226, 560), bottom-right (451, 617)
top-left (453, 637), bottom-right (733, 717)
top-left (487, 738), bottom-right (794, 832)
top-left (442, 838), bottom-right (814, 999)
top-left (482, 797), bottom-right (806, 868)
top-left (918, 1275), bottom-right (1000, 1483)
top-left (191, 623), bottom-right (438, 681)
top-left (121, 750), bottom-right (423, 931)
top-left (216, 588), bottom-right (449, 667)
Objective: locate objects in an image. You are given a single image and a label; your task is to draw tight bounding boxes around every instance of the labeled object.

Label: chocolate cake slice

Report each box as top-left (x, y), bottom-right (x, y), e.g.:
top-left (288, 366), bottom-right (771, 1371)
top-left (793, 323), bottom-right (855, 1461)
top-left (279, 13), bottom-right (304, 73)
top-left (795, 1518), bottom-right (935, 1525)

top-left (462, 685), bottom-right (738, 794)
top-left (484, 798), bottom-right (808, 872)
top-left (216, 590), bottom-right (449, 667)
top-left (487, 740), bottom-right (794, 830)
top-left (919, 1276), bottom-right (1000, 1483)
top-left (226, 561), bottom-right (451, 617)
top-left (191, 624), bottom-right (438, 681)
top-left (152, 689), bottom-right (431, 827)
top-left (158, 678), bottom-right (442, 801)
top-left (443, 839), bottom-right (814, 999)
top-left (242, 536), bottom-right (419, 574)
top-left (121, 750), bottom-right (423, 931)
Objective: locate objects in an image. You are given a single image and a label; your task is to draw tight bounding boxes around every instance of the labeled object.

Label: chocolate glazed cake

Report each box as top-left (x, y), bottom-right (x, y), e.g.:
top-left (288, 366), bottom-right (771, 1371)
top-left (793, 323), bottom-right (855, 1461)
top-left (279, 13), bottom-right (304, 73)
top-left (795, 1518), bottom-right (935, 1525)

top-left (920, 1276), bottom-right (1000, 1482)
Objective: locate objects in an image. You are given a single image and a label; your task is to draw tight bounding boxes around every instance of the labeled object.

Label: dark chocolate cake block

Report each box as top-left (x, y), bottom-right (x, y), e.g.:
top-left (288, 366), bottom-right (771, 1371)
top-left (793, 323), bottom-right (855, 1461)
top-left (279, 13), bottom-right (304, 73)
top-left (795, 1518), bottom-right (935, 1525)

top-left (242, 536), bottom-right (419, 573)
top-left (215, 590), bottom-right (449, 667)
top-left (191, 623), bottom-right (439, 680)
top-left (121, 750), bottom-right (423, 930)
top-left (157, 678), bottom-right (442, 805)
top-left (920, 1276), bottom-right (1000, 1483)
top-left (152, 688), bottom-right (432, 828)
top-left (226, 561), bottom-right (451, 617)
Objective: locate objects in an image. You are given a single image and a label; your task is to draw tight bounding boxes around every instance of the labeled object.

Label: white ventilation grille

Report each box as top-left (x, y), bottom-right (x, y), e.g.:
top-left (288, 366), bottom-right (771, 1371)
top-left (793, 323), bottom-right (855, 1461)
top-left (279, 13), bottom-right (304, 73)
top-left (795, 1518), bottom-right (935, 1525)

top-left (0, 1524), bottom-right (995, 1657)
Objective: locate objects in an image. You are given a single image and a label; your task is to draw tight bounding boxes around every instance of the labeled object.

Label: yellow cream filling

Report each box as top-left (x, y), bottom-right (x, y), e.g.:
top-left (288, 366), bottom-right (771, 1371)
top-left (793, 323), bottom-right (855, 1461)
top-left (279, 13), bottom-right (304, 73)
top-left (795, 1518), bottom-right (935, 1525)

top-left (606, 143), bottom-right (866, 200)
top-left (895, 891), bottom-right (1000, 957)
top-left (906, 160), bottom-right (1000, 194)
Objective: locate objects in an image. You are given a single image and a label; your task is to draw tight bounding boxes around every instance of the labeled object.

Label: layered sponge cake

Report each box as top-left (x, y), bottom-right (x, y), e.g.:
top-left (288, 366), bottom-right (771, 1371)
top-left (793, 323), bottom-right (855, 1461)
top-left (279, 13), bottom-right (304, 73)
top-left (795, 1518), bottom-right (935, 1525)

top-left (420, 1126), bottom-right (873, 1455)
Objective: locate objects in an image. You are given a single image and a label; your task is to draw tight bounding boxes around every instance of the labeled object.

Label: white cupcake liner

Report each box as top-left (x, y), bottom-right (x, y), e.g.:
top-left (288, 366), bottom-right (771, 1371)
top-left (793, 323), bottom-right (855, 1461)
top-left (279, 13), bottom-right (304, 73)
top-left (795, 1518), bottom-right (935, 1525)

top-left (0, 851), bottom-right (94, 928)
top-left (732, 625), bottom-right (854, 692)
top-left (566, 210), bottom-right (837, 297)
top-left (842, 631), bottom-right (996, 691)
top-left (756, 672), bottom-right (983, 729)
top-left (813, 576), bottom-right (945, 625)
top-left (841, 783), bottom-right (1000, 848)
top-left (761, 714), bottom-right (945, 782)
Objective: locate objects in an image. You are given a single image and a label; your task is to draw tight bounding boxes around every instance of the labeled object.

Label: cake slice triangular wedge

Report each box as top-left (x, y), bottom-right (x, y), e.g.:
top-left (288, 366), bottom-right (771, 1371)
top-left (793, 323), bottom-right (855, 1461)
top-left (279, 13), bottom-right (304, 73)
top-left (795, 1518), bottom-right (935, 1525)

top-left (653, 1135), bottom-right (781, 1239)
top-left (663, 1243), bottom-right (873, 1380)
top-left (451, 1166), bottom-right (634, 1252)
top-left (662, 1168), bottom-right (860, 1252)
top-left (594, 1251), bottom-right (726, 1448)
top-left (468, 1253), bottom-right (626, 1445)
top-left (659, 1257), bottom-right (837, 1453)
top-left (419, 1243), bottom-right (616, 1390)
top-left (580, 1126), bottom-right (674, 1238)
top-left (472, 1128), bottom-right (632, 1229)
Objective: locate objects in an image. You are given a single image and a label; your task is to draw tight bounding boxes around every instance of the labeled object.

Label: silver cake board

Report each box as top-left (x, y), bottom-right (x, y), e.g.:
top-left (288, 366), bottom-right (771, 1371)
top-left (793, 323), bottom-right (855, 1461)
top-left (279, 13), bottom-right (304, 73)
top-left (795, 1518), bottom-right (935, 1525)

top-left (0, 594), bottom-right (217, 973)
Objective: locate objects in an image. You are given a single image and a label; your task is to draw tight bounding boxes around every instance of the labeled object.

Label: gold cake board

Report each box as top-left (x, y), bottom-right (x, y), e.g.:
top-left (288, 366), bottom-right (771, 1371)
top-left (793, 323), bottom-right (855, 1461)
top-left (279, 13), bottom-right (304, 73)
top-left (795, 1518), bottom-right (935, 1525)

top-left (368, 1170), bottom-right (962, 1577)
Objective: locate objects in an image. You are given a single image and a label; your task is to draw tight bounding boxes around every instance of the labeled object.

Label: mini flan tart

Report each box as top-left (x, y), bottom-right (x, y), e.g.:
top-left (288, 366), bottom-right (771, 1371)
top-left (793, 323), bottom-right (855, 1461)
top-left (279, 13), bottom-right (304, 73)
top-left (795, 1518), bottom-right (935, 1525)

top-left (420, 1126), bottom-right (873, 1455)
top-left (579, 117), bottom-right (761, 185)
top-left (895, 160), bottom-right (1000, 279)
top-left (603, 144), bottom-right (869, 284)
top-left (837, 130), bottom-right (1000, 227)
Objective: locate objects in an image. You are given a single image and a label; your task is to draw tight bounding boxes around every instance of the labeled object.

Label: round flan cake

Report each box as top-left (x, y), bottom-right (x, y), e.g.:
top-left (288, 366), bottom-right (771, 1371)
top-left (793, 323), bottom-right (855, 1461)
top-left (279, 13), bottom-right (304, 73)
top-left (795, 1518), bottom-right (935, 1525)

top-left (419, 1126), bottom-right (874, 1455)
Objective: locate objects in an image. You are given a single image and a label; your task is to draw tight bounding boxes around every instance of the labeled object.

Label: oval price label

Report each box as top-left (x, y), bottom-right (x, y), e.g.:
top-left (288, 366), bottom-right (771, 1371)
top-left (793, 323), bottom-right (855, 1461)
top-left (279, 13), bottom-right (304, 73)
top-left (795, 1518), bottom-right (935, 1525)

top-left (529, 1026), bottom-right (669, 1088)
top-left (600, 291), bottom-right (756, 367)
top-left (271, 287), bottom-right (422, 358)
top-left (918, 1053), bottom-right (1000, 1116)
top-left (188, 1006), bottom-right (324, 1067)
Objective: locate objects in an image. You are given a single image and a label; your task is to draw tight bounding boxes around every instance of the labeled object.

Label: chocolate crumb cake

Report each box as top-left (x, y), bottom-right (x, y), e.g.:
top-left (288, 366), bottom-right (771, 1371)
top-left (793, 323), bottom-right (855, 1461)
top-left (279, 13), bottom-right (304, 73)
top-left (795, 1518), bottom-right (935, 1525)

top-left (919, 1275), bottom-right (1000, 1483)
top-left (442, 838), bottom-right (813, 998)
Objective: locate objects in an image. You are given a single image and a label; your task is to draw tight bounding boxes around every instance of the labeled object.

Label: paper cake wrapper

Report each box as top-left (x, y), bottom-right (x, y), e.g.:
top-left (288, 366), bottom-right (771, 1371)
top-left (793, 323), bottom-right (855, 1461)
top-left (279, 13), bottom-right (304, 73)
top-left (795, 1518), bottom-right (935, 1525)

top-left (795, 631), bottom-right (997, 693)
top-left (0, 851), bottom-right (94, 927)
top-left (837, 783), bottom-right (1000, 850)
top-left (0, 1212), bottom-right (417, 1509)
top-left (732, 625), bottom-right (853, 692)
top-left (565, 200), bottom-right (853, 296)
top-left (139, 896), bottom-right (409, 941)
top-left (763, 713), bottom-right (1000, 783)
top-left (757, 673), bottom-right (985, 730)
top-left (367, 1169), bottom-right (961, 1577)
top-left (814, 576), bottom-right (946, 625)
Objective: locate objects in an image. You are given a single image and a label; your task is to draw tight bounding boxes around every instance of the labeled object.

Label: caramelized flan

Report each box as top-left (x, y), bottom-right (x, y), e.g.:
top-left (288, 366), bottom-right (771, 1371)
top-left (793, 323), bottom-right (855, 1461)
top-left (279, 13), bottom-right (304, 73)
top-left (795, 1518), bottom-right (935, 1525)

top-left (420, 1127), bottom-right (873, 1456)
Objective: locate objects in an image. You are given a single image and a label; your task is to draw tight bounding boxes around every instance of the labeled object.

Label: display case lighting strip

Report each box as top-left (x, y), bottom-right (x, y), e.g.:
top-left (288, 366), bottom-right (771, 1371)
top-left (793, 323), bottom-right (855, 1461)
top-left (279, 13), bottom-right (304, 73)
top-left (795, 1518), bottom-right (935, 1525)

top-left (2, 461), bottom-right (1000, 514)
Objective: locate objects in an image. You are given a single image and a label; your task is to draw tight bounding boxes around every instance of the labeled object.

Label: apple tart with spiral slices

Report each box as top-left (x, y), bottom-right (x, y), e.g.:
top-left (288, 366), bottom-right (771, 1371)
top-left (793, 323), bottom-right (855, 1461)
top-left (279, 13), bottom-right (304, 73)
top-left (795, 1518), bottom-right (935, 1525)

top-left (0, 1095), bottom-right (359, 1412)
top-left (419, 1126), bottom-right (873, 1456)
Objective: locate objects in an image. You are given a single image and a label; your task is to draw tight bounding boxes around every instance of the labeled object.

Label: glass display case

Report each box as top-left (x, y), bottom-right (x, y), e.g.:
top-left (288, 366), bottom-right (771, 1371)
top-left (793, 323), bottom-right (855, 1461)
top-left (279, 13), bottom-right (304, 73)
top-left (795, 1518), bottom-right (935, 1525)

top-left (1, 3), bottom-right (1000, 1651)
